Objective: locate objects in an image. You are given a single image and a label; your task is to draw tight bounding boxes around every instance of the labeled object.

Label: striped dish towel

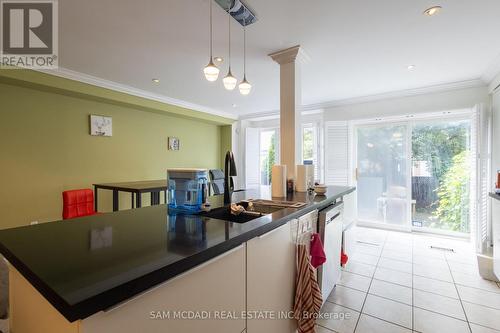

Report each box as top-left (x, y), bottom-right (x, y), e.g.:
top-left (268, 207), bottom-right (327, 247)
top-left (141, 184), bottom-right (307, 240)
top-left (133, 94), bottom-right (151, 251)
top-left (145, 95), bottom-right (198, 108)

top-left (294, 243), bottom-right (323, 333)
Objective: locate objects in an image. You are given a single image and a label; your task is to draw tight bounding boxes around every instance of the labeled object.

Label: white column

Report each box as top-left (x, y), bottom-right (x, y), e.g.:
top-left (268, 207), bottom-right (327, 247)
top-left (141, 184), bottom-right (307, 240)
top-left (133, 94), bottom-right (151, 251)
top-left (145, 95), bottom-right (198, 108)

top-left (269, 45), bottom-right (302, 181)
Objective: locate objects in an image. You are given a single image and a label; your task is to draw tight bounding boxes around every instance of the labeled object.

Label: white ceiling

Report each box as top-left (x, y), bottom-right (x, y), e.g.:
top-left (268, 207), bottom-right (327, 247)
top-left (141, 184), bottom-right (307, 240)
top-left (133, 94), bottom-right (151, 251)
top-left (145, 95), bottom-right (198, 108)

top-left (58, 0), bottom-right (500, 117)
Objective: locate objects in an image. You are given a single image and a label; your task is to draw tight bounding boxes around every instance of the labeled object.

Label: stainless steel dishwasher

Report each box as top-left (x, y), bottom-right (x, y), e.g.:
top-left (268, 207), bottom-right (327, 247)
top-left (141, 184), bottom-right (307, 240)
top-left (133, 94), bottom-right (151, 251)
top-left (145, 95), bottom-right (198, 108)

top-left (317, 201), bottom-right (344, 302)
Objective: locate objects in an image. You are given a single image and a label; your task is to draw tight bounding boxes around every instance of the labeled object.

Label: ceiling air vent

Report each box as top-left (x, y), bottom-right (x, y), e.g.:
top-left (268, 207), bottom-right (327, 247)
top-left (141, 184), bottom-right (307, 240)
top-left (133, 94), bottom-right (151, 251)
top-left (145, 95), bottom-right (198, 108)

top-left (215, 0), bottom-right (257, 26)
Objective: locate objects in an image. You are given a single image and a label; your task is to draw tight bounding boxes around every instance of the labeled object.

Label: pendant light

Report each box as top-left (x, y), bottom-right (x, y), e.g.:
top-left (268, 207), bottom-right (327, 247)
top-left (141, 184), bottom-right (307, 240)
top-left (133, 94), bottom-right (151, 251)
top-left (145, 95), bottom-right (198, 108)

top-left (203, 0), bottom-right (219, 82)
top-left (222, 2), bottom-right (237, 90)
top-left (238, 20), bottom-right (252, 95)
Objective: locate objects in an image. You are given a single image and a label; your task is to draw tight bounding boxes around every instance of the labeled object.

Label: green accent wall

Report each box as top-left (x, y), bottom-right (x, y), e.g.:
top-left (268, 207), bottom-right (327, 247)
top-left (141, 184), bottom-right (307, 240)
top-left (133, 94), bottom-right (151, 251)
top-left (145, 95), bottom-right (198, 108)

top-left (0, 70), bottom-right (234, 229)
top-left (220, 125), bottom-right (233, 167)
top-left (0, 69), bottom-right (235, 125)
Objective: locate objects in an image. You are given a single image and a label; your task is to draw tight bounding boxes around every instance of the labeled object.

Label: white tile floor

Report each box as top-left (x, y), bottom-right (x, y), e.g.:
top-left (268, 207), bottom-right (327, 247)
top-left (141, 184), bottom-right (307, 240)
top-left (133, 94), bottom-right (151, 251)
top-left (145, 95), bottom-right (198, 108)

top-left (317, 226), bottom-right (500, 333)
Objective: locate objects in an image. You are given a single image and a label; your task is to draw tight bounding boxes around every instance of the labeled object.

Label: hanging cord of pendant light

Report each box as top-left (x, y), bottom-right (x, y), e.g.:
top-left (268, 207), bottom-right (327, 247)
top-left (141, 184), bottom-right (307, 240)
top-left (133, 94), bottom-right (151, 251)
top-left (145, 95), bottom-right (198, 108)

top-left (203, 0), bottom-right (219, 81)
top-left (228, 7), bottom-right (231, 71)
top-left (243, 22), bottom-right (246, 76)
top-left (210, 0), bottom-right (213, 60)
top-left (239, 17), bottom-right (252, 95)
top-left (223, 0), bottom-right (237, 90)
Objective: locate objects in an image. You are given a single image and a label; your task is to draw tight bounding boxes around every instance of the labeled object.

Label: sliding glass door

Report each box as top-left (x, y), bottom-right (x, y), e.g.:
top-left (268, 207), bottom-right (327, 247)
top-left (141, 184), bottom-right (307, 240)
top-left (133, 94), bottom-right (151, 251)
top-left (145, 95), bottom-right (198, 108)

top-left (355, 116), bottom-right (472, 235)
top-left (356, 124), bottom-right (410, 229)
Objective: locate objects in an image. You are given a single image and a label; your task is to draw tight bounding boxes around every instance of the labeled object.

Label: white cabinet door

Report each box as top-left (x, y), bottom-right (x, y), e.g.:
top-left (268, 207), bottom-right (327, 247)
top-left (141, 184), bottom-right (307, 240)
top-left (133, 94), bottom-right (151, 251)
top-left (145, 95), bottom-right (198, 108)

top-left (82, 246), bottom-right (246, 333)
top-left (246, 222), bottom-right (297, 333)
top-left (343, 191), bottom-right (357, 226)
top-left (342, 191), bottom-right (358, 256)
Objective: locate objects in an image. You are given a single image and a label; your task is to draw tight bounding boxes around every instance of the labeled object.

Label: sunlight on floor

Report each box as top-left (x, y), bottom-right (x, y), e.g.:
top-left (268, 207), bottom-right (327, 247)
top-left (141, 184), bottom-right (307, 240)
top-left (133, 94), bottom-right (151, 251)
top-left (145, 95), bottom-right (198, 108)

top-left (317, 226), bottom-right (500, 333)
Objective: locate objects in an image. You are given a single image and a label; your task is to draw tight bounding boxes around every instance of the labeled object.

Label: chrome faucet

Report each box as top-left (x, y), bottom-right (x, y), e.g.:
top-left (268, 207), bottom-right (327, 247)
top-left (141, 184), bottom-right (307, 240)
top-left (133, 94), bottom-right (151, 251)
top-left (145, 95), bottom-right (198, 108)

top-left (224, 151), bottom-right (237, 204)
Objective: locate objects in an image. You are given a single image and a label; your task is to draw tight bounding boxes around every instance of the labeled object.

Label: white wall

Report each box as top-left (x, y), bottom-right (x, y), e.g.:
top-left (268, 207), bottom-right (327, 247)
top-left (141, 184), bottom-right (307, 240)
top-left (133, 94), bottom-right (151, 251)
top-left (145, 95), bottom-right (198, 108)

top-left (231, 122), bottom-right (241, 190)
top-left (323, 86), bottom-right (489, 121)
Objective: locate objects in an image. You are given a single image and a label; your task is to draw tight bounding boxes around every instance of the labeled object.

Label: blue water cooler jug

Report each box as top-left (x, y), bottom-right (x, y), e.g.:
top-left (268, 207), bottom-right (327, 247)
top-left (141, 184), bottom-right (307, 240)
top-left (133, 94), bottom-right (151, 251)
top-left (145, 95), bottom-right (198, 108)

top-left (167, 169), bottom-right (208, 213)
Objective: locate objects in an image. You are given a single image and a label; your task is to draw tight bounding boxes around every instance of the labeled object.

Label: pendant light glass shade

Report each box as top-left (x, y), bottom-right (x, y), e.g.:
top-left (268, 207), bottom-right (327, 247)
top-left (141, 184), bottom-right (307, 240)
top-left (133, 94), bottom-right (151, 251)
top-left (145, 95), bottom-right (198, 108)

top-left (239, 20), bottom-right (251, 95)
top-left (223, 70), bottom-right (237, 90)
top-left (239, 77), bottom-right (251, 95)
top-left (204, 0), bottom-right (219, 81)
top-left (204, 60), bottom-right (220, 82)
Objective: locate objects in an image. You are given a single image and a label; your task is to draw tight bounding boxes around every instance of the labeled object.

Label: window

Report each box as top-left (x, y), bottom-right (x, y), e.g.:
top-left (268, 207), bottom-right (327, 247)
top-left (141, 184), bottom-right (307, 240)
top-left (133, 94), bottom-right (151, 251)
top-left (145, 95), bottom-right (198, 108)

top-left (259, 130), bottom-right (278, 185)
top-left (302, 123), bottom-right (320, 182)
top-left (302, 126), bottom-right (315, 163)
top-left (245, 127), bottom-right (279, 188)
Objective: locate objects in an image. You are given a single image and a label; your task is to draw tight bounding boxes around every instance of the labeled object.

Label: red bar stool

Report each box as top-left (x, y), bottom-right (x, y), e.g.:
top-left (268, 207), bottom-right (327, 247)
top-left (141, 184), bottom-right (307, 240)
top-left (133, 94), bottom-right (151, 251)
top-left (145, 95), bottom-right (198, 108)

top-left (62, 189), bottom-right (97, 219)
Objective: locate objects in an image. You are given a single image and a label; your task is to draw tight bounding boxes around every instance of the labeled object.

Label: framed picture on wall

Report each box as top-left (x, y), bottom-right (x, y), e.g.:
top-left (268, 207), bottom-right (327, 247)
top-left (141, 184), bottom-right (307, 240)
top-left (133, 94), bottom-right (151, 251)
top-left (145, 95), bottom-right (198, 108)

top-left (90, 115), bottom-right (112, 136)
top-left (168, 137), bottom-right (180, 151)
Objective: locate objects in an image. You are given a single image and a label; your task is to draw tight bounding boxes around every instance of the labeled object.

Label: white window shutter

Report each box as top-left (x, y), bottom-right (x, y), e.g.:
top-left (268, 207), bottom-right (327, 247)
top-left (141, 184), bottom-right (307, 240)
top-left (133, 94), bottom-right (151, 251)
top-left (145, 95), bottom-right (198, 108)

top-left (325, 121), bottom-right (349, 186)
top-left (472, 104), bottom-right (492, 253)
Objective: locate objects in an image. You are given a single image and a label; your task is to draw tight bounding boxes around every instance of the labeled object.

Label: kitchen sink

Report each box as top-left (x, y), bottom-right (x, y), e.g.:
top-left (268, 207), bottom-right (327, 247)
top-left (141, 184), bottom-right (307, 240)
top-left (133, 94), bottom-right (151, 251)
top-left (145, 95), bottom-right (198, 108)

top-left (199, 201), bottom-right (284, 223)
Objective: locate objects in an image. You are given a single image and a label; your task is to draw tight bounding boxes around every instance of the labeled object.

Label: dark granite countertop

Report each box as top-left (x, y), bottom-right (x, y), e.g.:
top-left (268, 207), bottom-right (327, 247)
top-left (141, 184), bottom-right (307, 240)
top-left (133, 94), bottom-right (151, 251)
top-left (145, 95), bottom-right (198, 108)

top-left (0, 185), bottom-right (355, 322)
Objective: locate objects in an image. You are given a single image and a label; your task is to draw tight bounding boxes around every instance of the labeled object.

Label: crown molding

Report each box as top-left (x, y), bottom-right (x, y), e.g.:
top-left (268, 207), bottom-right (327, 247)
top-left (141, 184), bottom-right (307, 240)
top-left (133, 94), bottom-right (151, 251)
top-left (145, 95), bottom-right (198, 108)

top-left (34, 67), bottom-right (488, 121)
top-left (240, 109), bottom-right (279, 120)
top-left (238, 78), bottom-right (486, 120)
top-left (488, 72), bottom-right (500, 93)
top-left (35, 67), bottom-right (238, 120)
top-left (240, 108), bottom-right (324, 121)
top-left (481, 53), bottom-right (500, 93)
top-left (300, 78), bottom-right (486, 111)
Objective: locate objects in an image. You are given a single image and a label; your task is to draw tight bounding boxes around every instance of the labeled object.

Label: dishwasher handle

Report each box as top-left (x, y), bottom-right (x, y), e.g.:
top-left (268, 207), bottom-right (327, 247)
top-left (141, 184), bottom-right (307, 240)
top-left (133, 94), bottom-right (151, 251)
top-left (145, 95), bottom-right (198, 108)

top-left (326, 212), bottom-right (341, 225)
top-left (320, 202), bottom-right (344, 223)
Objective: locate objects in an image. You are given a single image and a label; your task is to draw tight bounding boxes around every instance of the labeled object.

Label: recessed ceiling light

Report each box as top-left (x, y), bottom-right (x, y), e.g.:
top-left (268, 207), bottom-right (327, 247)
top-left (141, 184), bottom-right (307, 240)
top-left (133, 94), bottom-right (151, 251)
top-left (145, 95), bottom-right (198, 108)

top-left (407, 65), bottom-right (416, 71)
top-left (214, 56), bottom-right (224, 63)
top-left (232, 103), bottom-right (237, 108)
top-left (152, 78), bottom-right (160, 83)
top-left (424, 6), bottom-right (442, 16)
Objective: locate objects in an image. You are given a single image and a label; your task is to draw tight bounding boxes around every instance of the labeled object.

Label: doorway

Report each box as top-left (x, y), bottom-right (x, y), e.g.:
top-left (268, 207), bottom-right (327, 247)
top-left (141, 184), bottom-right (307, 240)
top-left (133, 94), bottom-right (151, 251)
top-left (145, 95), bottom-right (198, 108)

top-left (259, 129), bottom-right (278, 186)
top-left (355, 115), bottom-right (472, 236)
top-left (245, 127), bottom-right (279, 189)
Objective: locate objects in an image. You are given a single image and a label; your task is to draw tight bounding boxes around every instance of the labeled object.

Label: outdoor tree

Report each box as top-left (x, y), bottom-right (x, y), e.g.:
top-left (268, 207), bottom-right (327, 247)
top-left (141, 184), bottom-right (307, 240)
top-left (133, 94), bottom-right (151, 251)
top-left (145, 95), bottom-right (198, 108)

top-left (412, 122), bottom-right (470, 232)
top-left (261, 133), bottom-right (276, 184)
top-left (267, 133), bottom-right (276, 183)
top-left (435, 151), bottom-right (470, 232)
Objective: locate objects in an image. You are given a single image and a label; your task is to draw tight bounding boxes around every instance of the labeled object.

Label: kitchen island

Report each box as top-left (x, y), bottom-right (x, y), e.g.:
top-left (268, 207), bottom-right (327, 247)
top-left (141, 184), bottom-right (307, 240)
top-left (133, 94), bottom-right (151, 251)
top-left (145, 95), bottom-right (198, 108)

top-left (0, 186), bottom-right (355, 333)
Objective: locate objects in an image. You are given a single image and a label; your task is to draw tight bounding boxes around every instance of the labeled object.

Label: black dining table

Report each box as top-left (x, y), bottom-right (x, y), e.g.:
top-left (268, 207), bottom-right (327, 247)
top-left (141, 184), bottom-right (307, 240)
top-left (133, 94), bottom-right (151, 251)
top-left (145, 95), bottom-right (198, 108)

top-left (93, 180), bottom-right (167, 212)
